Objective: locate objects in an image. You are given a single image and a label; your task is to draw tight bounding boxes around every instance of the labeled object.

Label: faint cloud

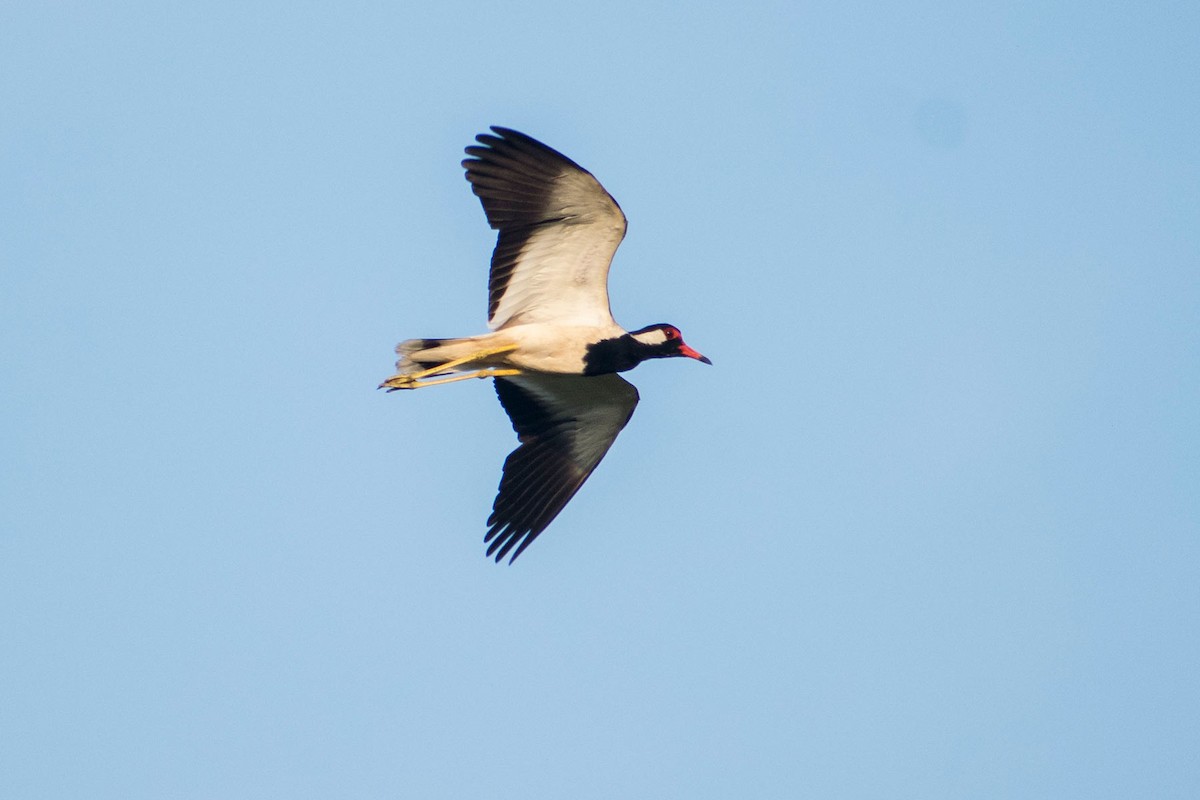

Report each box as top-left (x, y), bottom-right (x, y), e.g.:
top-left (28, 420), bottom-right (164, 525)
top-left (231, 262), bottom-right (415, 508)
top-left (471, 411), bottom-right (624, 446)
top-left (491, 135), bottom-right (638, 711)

top-left (914, 98), bottom-right (967, 150)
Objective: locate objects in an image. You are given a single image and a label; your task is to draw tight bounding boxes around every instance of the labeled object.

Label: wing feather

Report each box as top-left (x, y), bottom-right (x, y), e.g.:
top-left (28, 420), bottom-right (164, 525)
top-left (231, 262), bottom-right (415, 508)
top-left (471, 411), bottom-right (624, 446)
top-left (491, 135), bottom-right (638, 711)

top-left (463, 127), bottom-right (627, 329)
top-left (486, 373), bottom-right (639, 563)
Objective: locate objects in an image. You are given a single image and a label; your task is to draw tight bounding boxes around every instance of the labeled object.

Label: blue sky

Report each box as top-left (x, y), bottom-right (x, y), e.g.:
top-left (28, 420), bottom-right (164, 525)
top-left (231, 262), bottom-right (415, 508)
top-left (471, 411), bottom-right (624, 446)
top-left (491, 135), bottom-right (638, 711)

top-left (3, 2), bottom-right (1198, 798)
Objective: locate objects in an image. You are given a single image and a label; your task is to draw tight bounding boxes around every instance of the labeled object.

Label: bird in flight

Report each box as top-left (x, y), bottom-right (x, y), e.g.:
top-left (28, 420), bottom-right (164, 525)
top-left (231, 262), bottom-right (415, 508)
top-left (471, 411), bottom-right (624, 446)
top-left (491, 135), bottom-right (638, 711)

top-left (381, 127), bottom-right (710, 563)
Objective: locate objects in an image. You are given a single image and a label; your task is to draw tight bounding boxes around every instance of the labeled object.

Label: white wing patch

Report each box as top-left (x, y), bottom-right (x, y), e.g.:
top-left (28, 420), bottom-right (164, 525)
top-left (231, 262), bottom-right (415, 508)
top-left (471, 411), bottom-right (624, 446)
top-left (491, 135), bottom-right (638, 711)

top-left (492, 218), bottom-right (625, 329)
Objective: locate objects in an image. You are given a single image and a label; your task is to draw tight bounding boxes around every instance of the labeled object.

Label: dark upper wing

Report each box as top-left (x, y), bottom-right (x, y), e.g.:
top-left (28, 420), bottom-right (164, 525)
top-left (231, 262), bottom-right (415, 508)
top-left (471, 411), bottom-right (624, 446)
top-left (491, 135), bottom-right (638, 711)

top-left (463, 127), bottom-right (627, 331)
top-left (486, 373), bottom-right (640, 563)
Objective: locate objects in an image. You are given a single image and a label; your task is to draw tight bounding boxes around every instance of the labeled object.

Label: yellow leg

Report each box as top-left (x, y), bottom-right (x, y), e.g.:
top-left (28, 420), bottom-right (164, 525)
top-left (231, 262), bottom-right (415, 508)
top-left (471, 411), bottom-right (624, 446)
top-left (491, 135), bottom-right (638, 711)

top-left (381, 368), bottom-right (522, 391)
top-left (378, 344), bottom-right (519, 390)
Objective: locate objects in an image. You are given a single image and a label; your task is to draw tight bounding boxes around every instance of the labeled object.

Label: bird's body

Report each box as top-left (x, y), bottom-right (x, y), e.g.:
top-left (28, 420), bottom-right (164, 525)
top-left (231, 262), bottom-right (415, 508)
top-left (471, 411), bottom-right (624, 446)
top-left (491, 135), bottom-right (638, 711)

top-left (395, 322), bottom-right (625, 376)
top-left (382, 126), bottom-right (708, 562)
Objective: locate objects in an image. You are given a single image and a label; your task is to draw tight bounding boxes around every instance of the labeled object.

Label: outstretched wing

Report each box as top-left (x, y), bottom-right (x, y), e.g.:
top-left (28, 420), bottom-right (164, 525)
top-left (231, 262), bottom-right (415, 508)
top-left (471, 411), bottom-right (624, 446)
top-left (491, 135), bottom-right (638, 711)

top-left (463, 127), bottom-right (627, 331)
top-left (486, 373), bottom-right (640, 563)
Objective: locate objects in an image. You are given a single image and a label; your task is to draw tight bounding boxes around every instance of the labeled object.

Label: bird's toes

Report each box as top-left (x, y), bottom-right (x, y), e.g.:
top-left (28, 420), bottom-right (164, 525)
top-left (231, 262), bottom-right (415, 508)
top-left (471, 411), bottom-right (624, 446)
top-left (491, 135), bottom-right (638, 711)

top-left (378, 374), bottom-right (417, 390)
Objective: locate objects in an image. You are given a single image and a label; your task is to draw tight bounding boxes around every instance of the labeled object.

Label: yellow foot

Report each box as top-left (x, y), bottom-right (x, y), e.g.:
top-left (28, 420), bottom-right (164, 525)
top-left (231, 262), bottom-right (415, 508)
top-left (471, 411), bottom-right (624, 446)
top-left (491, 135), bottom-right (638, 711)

top-left (379, 368), bottom-right (522, 391)
top-left (378, 373), bottom-right (418, 390)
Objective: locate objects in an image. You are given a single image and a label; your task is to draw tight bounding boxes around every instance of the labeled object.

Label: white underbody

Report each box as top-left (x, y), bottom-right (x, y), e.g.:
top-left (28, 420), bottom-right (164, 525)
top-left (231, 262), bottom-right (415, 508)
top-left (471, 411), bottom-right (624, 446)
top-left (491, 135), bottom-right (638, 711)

top-left (397, 321), bottom-right (628, 375)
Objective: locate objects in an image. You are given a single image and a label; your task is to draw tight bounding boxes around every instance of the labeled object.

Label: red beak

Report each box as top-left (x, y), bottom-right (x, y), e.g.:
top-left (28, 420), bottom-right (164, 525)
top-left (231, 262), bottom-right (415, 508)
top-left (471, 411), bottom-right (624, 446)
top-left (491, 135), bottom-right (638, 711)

top-left (679, 343), bottom-right (712, 365)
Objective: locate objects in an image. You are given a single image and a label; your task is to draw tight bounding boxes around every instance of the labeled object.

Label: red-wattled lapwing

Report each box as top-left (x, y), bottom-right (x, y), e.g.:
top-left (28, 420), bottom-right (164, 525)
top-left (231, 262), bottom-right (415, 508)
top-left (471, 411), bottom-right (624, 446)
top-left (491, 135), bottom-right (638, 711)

top-left (381, 126), bottom-right (710, 563)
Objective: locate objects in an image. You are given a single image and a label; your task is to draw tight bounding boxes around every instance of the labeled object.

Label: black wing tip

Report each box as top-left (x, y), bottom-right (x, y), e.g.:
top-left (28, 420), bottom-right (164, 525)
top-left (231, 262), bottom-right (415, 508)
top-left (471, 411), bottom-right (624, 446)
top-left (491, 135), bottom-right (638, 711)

top-left (487, 126), bottom-right (561, 154)
top-left (466, 126), bottom-right (530, 154)
top-left (485, 523), bottom-right (541, 564)
top-left (473, 127), bottom-right (544, 158)
top-left (483, 125), bottom-right (528, 144)
top-left (464, 125), bottom-right (589, 174)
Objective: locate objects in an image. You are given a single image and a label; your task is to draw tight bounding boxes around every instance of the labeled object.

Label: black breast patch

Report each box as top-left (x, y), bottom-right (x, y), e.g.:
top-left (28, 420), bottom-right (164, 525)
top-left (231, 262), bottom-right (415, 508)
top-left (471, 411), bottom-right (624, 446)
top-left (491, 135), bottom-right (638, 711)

top-left (583, 335), bottom-right (643, 375)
